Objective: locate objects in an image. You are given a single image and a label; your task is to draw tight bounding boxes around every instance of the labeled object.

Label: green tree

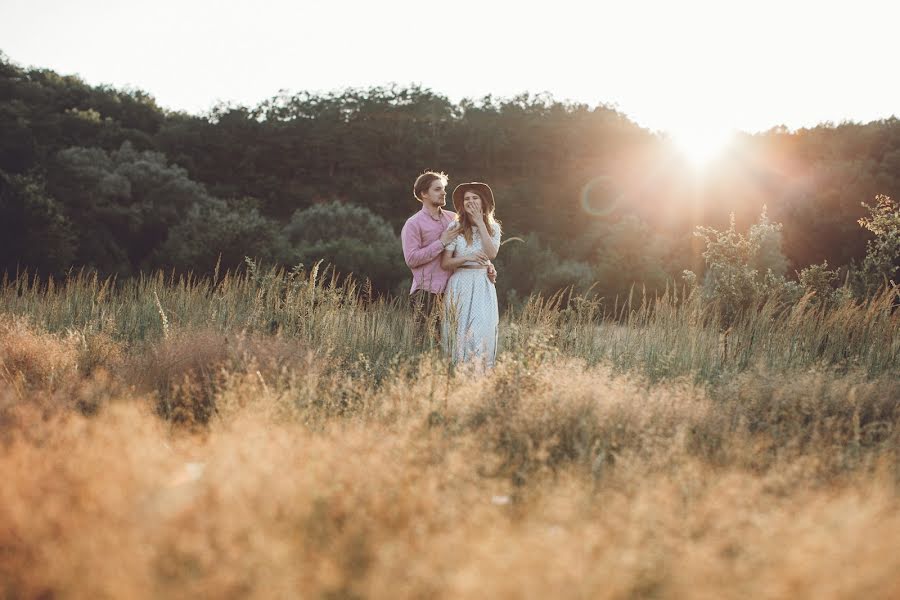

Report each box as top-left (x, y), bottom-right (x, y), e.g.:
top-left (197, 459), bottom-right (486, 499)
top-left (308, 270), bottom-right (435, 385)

top-left (0, 170), bottom-right (76, 274)
top-left (50, 141), bottom-right (215, 273)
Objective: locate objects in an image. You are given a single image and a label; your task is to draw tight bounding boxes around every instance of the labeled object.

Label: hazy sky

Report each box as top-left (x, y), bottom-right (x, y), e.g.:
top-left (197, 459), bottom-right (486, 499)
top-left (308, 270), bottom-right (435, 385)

top-left (2, 0), bottom-right (898, 135)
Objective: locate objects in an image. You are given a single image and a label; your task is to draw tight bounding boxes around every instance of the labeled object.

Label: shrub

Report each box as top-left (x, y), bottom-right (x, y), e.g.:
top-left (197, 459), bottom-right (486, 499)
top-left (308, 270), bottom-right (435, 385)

top-left (798, 261), bottom-right (839, 305)
top-left (684, 207), bottom-right (800, 323)
top-left (284, 202), bottom-right (407, 293)
top-left (153, 196), bottom-right (284, 273)
top-left (857, 194), bottom-right (900, 293)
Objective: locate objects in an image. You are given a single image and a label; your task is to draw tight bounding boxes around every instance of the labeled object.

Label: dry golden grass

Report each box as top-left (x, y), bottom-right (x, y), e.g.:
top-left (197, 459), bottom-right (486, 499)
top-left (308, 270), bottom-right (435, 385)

top-left (1, 313), bottom-right (898, 599)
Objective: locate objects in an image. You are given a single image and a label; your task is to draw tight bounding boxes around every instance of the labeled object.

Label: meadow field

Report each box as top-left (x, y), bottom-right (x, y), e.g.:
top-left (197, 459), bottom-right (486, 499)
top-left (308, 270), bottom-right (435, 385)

top-left (1, 266), bottom-right (898, 599)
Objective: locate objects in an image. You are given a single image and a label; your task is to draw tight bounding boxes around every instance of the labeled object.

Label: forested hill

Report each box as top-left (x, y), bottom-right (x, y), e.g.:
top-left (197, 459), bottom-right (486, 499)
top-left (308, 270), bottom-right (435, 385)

top-left (2, 51), bottom-right (899, 301)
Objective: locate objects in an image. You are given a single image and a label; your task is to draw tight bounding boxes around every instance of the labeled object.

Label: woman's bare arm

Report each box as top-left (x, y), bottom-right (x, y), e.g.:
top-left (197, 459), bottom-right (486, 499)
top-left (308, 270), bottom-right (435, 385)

top-left (442, 249), bottom-right (489, 271)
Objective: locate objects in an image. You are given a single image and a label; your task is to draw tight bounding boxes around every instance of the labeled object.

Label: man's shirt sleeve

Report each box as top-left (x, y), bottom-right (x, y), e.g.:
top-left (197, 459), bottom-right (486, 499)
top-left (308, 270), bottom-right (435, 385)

top-left (401, 219), bottom-right (444, 268)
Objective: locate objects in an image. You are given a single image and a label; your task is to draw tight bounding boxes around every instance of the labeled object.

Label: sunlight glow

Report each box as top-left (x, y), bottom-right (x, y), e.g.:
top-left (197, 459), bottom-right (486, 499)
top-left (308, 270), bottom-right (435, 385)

top-left (670, 127), bottom-right (735, 169)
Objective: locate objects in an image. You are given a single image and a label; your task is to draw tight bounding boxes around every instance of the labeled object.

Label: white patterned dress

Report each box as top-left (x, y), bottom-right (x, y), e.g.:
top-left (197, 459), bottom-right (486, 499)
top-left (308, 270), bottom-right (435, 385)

top-left (442, 223), bottom-right (501, 368)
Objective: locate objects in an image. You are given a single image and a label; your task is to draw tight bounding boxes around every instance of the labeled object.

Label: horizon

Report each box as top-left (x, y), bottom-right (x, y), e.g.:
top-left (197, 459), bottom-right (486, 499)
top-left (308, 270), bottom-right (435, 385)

top-left (3, 46), bottom-right (898, 138)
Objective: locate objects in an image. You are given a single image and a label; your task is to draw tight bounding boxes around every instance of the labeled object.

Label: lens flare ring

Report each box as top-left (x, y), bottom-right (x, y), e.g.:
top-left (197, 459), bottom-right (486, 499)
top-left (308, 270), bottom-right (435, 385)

top-left (580, 176), bottom-right (622, 217)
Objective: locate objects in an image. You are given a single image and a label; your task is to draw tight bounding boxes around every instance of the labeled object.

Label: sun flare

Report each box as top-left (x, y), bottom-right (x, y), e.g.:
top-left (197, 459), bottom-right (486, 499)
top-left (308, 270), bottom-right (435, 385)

top-left (670, 127), bottom-right (734, 169)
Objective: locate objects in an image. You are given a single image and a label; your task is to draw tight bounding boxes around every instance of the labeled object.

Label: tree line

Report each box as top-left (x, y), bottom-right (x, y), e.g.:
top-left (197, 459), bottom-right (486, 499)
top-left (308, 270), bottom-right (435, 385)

top-left (1, 51), bottom-right (898, 304)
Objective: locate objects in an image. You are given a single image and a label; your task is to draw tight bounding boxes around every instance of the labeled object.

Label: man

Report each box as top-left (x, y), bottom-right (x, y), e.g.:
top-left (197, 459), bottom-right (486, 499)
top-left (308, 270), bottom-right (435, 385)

top-left (401, 171), bottom-right (496, 341)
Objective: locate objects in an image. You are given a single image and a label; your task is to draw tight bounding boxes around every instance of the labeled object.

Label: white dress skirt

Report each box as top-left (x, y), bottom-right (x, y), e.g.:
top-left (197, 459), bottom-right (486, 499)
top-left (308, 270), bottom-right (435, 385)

top-left (442, 224), bottom-right (501, 368)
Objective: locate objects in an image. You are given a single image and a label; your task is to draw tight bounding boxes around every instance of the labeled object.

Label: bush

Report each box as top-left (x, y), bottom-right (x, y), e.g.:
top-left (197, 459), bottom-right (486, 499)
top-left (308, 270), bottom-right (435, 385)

top-left (283, 201), bottom-right (406, 293)
top-left (153, 196), bottom-right (284, 273)
top-left (684, 207), bottom-right (800, 323)
top-left (494, 233), bottom-right (595, 307)
top-left (798, 261), bottom-right (839, 305)
top-left (857, 194), bottom-right (900, 294)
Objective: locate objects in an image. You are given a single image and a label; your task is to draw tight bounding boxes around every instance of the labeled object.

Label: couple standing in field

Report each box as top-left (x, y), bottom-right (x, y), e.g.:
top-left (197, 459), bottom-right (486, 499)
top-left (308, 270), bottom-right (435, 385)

top-left (400, 171), bottom-right (502, 369)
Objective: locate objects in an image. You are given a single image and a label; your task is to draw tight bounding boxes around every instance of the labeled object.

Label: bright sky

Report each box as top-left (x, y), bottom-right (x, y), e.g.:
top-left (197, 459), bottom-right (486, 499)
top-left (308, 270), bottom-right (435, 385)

top-left (2, 0), bottom-right (898, 136)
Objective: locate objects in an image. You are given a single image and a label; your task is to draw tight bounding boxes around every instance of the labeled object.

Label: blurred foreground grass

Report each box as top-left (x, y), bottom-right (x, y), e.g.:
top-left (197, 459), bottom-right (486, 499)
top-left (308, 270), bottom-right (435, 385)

top-left (0, 266), bottom-right (898, 598)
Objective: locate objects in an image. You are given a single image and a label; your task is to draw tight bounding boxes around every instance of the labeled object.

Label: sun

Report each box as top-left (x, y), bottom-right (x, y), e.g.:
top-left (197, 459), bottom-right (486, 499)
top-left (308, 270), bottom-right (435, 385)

top-left (669, 127), bottom-right (734, 169)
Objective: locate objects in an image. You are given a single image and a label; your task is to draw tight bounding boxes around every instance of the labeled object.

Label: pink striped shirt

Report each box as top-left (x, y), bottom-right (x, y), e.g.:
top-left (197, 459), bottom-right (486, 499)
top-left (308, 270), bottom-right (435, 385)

top-left (401, 207), bottom-right (457, 294)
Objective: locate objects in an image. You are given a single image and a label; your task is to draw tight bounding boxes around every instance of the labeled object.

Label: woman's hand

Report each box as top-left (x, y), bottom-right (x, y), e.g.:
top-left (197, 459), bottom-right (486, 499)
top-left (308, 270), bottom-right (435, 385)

top-left (465, 201), bottom-right (485, 226)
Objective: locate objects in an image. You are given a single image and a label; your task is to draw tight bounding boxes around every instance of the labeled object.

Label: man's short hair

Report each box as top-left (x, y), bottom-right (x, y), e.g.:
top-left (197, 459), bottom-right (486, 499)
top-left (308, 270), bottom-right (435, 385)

top-left (413, 171), bottom-right (448, 202)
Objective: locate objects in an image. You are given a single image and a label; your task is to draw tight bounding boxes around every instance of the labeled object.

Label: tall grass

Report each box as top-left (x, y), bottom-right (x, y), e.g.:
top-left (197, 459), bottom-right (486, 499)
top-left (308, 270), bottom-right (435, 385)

top-left (0, 267), bottom-right (898, 597)
top-left (511, 283), bottom-right (899, 380)
top-left (1, 264), bottom-right (419, 377)
top-left (3, 266), bottom-right (896, 382)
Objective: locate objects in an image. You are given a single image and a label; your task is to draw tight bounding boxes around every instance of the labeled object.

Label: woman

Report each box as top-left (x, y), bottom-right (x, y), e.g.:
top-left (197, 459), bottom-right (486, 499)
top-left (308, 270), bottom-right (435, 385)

top-left (441, 182), bottom-right (501, 369)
